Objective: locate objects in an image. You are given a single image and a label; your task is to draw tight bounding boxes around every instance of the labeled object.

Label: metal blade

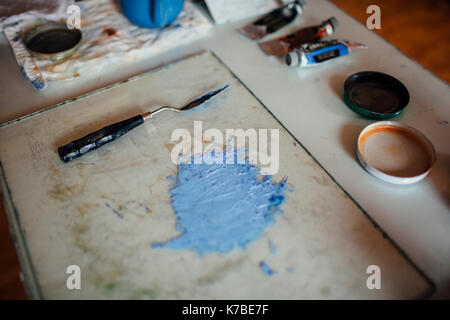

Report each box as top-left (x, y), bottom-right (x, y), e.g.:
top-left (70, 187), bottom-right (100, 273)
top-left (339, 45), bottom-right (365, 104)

top-left (180, 84), bottom-right (230, 111)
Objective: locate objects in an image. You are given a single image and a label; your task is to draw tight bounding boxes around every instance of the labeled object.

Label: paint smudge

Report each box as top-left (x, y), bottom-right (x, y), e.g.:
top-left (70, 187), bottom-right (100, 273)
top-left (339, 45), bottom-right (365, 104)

top-left (20, 66), bottom-right (46, 90)
top-left (103, 201), bottom-right (151, 219)
top-left (105, 203), bottom-right (123, 219)
top-left (103, 27), bottom-right (118, 36)
top-left (259, 261), bottom-right (275, 276)
top-left (269, 240), bottom-right (279, 255)
top-left (152, 150), bottom-right (289, 255)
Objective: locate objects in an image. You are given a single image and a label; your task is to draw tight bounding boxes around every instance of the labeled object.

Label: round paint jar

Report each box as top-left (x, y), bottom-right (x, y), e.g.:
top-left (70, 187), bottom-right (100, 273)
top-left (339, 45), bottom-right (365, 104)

top-left (23, 22), bottom-right (82, 61)
top-left (120, 0), bottom-right (185, 29)
top-left (357, 121), bottom-right (436, 184)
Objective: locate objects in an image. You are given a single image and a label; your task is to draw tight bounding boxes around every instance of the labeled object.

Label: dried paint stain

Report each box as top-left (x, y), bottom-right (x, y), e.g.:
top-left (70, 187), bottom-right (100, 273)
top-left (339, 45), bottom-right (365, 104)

top-left (152, 150), bottom-right (289, 255)
top-left (259, 261), bottom-right (275, 276)
top-left (269, 240), bottom-right (279, 255)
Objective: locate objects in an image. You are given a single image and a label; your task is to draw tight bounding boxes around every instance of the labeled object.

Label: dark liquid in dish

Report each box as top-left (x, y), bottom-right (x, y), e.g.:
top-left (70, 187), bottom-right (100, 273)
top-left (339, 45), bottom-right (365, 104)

top-left (27, 29), bottom-right (81, 54)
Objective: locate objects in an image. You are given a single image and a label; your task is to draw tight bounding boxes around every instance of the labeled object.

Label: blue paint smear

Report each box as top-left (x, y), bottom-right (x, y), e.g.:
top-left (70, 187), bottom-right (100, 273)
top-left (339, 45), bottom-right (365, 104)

top-left (260, 261), bottom-right (275, 276)
top-left (105, 203), bottom-right (123, 219)
top-left (19, 66), bottom-right (46, 90)
top-left (152, 150), bottom-right (289, 255)
top-left (269, 240), bottom-right (279, 255)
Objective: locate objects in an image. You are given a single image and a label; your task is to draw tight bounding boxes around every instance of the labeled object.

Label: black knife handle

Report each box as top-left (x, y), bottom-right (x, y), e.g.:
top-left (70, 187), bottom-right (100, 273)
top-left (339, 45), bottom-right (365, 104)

top-left (58, 115), bottom-right (144, 163)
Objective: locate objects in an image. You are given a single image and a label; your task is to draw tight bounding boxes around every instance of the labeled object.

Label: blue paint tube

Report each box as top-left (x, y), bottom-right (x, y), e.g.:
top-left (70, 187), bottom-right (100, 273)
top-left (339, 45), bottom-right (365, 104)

top-left (285, 39), bottom-right (367, 67)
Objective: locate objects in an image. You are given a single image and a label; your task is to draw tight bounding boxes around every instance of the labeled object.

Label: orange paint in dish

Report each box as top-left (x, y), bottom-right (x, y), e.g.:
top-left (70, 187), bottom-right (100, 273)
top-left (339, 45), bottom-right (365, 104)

top-left (357, 122), bottom-right (436, 183)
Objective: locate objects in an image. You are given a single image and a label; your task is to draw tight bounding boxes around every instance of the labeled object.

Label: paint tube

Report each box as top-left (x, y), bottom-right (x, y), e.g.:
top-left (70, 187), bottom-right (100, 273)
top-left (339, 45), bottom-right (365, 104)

top-left (240, 0), bottom-right (306, 40)
top-left (285, 39), bottom-right (367, 67)
top-left (259, 17), bottom-right (338, 56)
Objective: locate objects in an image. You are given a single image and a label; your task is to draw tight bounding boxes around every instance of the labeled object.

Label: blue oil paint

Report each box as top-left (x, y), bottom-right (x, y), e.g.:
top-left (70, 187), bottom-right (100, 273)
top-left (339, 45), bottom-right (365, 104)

top-left (259, 261), bottom-right (275, 276)
top-left (269, 240), bottom-right (279, 255)
top-left (152, 150), bottom-right (289, 255)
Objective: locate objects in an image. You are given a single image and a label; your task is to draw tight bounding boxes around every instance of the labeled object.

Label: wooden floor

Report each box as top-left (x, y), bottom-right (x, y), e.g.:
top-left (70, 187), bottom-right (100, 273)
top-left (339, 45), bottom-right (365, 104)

top-left (331, 0), bottom-right (450, 83)
top-left (1, 0), bottom-right (449, 299)
top-left (0, 199), bottom-right (26, 299)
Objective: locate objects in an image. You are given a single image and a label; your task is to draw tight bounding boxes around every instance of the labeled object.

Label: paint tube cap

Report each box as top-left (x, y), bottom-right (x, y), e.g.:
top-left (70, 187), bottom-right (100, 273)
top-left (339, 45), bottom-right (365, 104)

top-left (357, 121), bottom-right (436, 184)
top-left (328, 17), bottom-right (339, 30)
top-left (296, 0), bottom-right (306, 8)
top-left (344, 71), bottom-right (409, 119)
top-left (285, 50), bottom-right (299, 67)
top-left (23, 21), bottom-right (82, 61)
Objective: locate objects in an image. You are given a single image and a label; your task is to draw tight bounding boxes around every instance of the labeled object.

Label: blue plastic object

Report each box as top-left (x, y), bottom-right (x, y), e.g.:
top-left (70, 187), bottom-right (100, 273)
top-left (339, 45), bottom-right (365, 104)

top-left (120, 0), bottom-right (185, 29)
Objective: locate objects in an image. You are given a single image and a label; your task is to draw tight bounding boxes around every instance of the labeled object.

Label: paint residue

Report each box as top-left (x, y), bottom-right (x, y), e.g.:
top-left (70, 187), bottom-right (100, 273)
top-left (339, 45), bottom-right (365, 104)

top-left (104, 201), bottom-right (151, 219)
top-left (259, 261), bottom-right (275, 276)
top-left (105, 203), bottom-right (123, 219)
top-left (152, 150), bottom-right (289, 255)
top-left (269, 240), bottom-right (279, 255)
top-left (103, 27), bottom-right (118, 36)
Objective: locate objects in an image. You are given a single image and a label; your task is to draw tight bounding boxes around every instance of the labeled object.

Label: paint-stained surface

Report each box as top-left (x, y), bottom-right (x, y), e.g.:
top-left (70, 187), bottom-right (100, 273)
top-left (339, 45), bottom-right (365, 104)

top-left (0, 52), bottom-right (433, 299)
top-left (2, 0), bottom-right (212, 90)
top-left (269, 240), bottom-right (279, 255)
top-left (152, 150), bottom-right (288, 255)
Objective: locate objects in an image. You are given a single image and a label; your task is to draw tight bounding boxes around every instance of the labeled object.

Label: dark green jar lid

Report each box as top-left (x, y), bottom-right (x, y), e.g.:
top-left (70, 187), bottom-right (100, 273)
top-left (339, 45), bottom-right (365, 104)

top-left (344, 71), bottom-right (409, 119)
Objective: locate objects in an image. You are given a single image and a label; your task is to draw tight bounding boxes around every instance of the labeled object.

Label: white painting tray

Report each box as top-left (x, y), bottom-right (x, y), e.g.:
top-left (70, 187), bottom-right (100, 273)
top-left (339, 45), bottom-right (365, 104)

top-left (0, 51), bottom-right (433, 299)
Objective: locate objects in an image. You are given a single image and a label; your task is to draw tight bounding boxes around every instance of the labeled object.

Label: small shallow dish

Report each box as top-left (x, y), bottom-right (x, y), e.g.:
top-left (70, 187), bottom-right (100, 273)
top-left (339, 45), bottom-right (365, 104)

top-left (23, 21), bottom-right (82, 61)
top-left (357, 121), bottom-right (436, 184)
top-left (344, 71), bottom-right (410, 119)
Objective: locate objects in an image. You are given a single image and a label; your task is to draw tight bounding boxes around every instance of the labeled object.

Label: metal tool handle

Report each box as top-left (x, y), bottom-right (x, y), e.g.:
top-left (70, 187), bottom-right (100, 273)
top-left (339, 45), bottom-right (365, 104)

top-left (58, 115), bottom-right (144, 163)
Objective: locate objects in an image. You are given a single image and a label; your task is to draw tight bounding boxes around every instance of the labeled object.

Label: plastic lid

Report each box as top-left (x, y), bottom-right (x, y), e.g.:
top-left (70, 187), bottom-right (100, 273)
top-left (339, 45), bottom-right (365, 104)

top-left (285, 51), bottom-right (299, 67)
top-left (357, 121), bottom-right (436, 184)
top-left (344, 71), bottom-right (410, 119)
top-left (296, 0), bottom-right (306, 8)
top-left (328, 17), bottom-right (338, 30)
